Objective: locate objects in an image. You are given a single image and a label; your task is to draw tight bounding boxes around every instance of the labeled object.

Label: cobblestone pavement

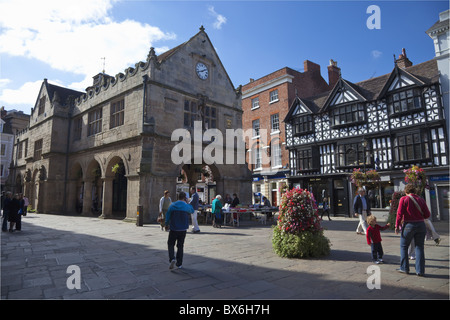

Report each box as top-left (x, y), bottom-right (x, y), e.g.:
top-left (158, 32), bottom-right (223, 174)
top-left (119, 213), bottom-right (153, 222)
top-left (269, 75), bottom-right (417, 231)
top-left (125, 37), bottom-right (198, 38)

top-left (1, 213), bottom-right (448, 300)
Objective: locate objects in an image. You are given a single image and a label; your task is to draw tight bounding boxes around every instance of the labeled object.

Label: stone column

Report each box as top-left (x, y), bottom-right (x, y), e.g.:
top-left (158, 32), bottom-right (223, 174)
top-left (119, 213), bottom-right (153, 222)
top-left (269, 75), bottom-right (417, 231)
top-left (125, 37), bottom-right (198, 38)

top-left (100, 177), bottom-right (113, 219)
top-left (82, 180), bottom-right (93, 216)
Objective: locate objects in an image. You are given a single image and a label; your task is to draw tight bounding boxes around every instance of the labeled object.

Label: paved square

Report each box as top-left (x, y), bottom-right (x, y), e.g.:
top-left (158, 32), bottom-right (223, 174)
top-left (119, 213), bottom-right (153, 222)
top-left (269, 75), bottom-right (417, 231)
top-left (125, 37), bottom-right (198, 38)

top-left (1, 213), bottom-right (448, 299)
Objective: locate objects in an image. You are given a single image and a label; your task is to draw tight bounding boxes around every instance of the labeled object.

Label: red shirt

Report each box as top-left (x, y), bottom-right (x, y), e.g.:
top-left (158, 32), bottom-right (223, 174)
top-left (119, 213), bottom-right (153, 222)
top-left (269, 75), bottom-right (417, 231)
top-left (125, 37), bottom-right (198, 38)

top-left (366, 224), bottom-right (389, 245)
top-left (395, 194), bottom-right (430, 229)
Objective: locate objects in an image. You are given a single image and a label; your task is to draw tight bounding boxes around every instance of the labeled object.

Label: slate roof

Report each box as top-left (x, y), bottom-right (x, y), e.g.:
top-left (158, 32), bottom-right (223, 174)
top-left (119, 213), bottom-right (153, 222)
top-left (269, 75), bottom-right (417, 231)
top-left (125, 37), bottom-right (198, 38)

top-left (286, 58), bottom-right (439, 118)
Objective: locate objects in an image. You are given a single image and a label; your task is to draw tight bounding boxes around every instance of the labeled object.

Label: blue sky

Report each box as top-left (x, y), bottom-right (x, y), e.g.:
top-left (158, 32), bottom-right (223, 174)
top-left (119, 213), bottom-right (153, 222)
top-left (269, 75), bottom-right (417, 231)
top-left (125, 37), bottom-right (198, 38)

top-left (0, 0), bottom-right (448, 114)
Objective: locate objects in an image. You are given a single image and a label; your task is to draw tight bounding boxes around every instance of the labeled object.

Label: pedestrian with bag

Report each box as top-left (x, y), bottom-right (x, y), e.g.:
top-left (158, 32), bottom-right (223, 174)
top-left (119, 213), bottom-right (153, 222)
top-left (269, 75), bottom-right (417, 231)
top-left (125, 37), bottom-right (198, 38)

top-left (395, 184), bottom-right (430, 276)
top-left (165, 192), bottom-right (193, 270)
top-left (158, 190), bottom-right (172, 231)
top-left (354, 188), bottom-right (371, 235)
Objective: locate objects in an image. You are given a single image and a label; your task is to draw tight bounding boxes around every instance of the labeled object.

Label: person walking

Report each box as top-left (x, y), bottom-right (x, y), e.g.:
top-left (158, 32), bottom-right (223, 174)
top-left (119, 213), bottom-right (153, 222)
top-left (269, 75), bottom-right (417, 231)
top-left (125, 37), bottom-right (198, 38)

top-left (366, 215), bottom-right (390, 264)
top-left (8, 194), bottom-right (21, 232)
top-left (354, 188), bottom-right (371, 235)
top-left (165, 192), bottom-right (193, 270)
top-left (321, 197), bottom-right (332, 221)
top-left (22, 194), bottom-right (29, 217)
top-left (212, 195), bottom-right (223, 228)
top-left (158, 190), bottom-right (172, 231)
top-left (16, 193), bottom-right (25, 231)
top-left (395, 184), bottom-right (430, 276)
top-left (189, 186), bottom-right (200, 233)
top-left (2, 192), bottom-right (12, 232)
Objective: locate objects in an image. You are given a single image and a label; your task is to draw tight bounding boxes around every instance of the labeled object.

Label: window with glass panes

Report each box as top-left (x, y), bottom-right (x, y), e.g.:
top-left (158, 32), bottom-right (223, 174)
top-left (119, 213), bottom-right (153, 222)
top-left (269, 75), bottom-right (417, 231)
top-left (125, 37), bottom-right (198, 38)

top-left (337, 143), bottom-right (371, 168)
top-left (394, 131), bottom-right (430, 162)
top-left (271, 113), bottom-right (280, 132)
top-left (73, 117), bottom-right (82, 141)
top-left (271, 141), bottom-right (282, 167)
top-left (330, 103), bottom-right (365, 127)
top-left (88, 108), bottom-right (102, 136)
top-left (296, 148), bottom-right (312, 171)
top-left (269, 89), bottom-right (279, 102)
top-left (253, 147), bottom-right (262, 169)
top-left (388, 88), bottom-right (422, 115)
top-left (251, 97), bottom-right (259, 109)
top-left (204, 106), bottom-right (217, 129)
top-left (184, 100), bottom-right (198, 128)
top-left (110, 99), bottom-right (124, 128)
top-left (252, 119), bottom-right (260, 137)
top-left (293, 115), bottom-right (313, 135)
top-left (34, 139), bottom-right (43, 160)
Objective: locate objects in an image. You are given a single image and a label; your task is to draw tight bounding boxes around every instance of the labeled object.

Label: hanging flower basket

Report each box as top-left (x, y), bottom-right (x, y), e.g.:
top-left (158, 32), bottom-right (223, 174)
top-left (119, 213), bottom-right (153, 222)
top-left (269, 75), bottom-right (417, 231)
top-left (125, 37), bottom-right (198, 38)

top-left (403, 165), bottom-right (427, 195)
top-left (350, 168), bottom-right (380, 187)
top-left (272, 187), bottom-right (330, 259)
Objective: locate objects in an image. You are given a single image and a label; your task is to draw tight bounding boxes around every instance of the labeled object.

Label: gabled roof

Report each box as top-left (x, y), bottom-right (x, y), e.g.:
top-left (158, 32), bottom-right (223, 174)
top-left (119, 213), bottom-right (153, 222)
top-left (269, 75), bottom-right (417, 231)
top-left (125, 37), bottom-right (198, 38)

top-left (32, 79), bottom-right (83, 114)
top-left (321, 78), bottom-right (367, 111)
top-left (285, 58), bottom-right (439, 117)
top-left (155, 26), bottom-right (237, 91)
top-left (377, 64), bottom-right (426, 98)
top-left (284, 96), bottom-right (318, 122)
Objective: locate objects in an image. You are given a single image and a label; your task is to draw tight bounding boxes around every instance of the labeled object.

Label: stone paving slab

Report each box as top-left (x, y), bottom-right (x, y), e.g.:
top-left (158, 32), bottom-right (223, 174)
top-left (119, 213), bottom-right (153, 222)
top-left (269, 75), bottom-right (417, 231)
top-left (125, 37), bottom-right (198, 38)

top-left (1, 213), bottom-right (448, 300)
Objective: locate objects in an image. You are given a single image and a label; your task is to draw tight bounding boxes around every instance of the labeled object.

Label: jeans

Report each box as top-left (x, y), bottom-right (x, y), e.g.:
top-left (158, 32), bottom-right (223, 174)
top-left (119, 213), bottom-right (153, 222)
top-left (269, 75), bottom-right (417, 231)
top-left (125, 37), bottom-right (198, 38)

top-left (371, 242), bottom-right (384, 261)
top-left (168, 230), bottom-right (186, 267)
top-left (400, 221), bottom-right (426, 275)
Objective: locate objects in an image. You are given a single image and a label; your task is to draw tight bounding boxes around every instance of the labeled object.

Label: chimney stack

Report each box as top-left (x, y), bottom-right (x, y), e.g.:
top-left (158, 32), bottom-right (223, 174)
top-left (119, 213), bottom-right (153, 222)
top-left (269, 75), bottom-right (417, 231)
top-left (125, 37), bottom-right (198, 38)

top-left (327, 59), bottom-right (341, 88)
top-left (396, 48), bottom-right (413, 69)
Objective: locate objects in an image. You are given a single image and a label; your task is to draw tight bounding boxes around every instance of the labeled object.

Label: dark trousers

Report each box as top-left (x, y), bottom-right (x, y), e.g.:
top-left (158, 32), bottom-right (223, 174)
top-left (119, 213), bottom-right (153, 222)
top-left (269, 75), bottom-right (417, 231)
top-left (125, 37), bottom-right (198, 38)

top-left (1, 211), bottom-right (8, 231)
top-left (168, 230), bottom-right (186, 267)
top-left (371, 242), bottom-right (384, 261)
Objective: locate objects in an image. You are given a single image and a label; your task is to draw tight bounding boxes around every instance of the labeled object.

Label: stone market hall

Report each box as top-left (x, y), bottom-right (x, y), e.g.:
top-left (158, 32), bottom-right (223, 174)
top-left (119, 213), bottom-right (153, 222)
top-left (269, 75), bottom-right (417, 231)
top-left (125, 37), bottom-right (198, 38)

top-left (8, 27), bottom-right (252, 222)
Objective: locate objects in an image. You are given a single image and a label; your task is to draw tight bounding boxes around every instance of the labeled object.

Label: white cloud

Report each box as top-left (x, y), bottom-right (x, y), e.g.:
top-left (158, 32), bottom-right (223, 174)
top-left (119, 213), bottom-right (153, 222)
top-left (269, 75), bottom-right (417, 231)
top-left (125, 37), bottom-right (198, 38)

top-left (371, 50), bottom-right (383, 59)
top-left (0, 0), bottom-right (176, 111)
top-left (208, 6), bottom-right (227, 30)
top-left (0, 80), bottom-right (42, 106)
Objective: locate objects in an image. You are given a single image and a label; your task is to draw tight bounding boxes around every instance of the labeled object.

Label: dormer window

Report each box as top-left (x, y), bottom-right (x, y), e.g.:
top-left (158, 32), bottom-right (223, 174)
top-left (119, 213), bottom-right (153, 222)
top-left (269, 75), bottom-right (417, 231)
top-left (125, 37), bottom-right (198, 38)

top-left (330, 103), bottom-right (366, 128)
top-left (387, 88), bottom-right (423, 116)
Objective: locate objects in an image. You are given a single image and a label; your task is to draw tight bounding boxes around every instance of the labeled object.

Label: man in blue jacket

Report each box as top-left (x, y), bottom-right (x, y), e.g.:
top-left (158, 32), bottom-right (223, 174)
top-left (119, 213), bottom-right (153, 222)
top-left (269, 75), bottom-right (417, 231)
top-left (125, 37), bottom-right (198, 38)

top-left (165, 192), bottom-right (194, 270)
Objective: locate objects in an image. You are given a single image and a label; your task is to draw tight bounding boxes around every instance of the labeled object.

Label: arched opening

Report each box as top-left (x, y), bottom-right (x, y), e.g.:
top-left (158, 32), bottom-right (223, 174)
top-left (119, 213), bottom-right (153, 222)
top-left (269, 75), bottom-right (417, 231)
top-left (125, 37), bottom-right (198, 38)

top-left (85, 160), bottom-right (103, 216)
top-left (177, 163), bottom-right (220, 204)
top-left (69, 162), bottom-right (83, 214)
top-left (105, 156), bottom-right (127, 218)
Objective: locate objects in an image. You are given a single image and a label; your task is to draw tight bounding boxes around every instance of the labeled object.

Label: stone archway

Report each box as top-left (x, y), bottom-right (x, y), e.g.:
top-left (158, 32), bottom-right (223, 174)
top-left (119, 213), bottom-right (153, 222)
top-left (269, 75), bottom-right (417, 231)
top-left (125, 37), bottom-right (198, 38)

top-left (84, 160), bottom-right (103, 216)
top-left (179, 163), bottom-right (221, 204)
top-left (68, 162), bottom-right (83, 214)
top-left (102, 156), bottom-right (127, 219)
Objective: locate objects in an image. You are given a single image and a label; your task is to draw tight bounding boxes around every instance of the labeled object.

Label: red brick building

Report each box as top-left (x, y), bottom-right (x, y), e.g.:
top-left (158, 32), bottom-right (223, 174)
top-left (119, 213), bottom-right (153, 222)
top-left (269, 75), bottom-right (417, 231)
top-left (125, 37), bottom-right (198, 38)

top-left (242, 60), bottom-right (337, 205)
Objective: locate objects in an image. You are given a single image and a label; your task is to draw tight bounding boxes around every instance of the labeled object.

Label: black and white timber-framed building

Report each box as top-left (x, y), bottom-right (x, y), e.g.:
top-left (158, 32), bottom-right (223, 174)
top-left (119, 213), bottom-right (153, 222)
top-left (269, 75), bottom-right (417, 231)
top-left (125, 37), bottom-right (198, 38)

top-left (284, 55), bottom-right (449, 220)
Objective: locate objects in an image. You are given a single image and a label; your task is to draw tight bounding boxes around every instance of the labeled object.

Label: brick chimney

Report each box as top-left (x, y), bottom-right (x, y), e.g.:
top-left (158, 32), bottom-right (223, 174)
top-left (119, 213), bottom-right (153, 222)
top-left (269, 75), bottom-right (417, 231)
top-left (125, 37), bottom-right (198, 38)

top-left (327, 59), bottom-right (341, 88)
top-left (304, 60), bottom-right (321, 74)
top-left (396, 48), bottom-right (413, 69)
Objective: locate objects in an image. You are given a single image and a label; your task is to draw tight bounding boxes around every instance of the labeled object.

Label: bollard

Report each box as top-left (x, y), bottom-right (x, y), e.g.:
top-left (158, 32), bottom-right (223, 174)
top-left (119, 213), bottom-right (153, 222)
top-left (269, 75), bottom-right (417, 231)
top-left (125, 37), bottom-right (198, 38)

top-left (136, 205), bottom-right (144, 226)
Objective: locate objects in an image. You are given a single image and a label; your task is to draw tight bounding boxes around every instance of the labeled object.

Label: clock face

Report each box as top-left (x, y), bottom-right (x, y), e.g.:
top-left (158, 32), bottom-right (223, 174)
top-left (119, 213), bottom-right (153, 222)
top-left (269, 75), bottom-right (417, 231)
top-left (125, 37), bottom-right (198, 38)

top-left (196, 62), bottom-right (209, 80)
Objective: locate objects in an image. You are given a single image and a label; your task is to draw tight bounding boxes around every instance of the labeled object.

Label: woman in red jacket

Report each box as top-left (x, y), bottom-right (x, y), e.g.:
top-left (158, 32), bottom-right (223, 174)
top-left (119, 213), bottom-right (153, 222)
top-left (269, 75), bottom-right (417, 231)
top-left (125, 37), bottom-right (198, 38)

top-left (395, 184), bottom-right (430, 276)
